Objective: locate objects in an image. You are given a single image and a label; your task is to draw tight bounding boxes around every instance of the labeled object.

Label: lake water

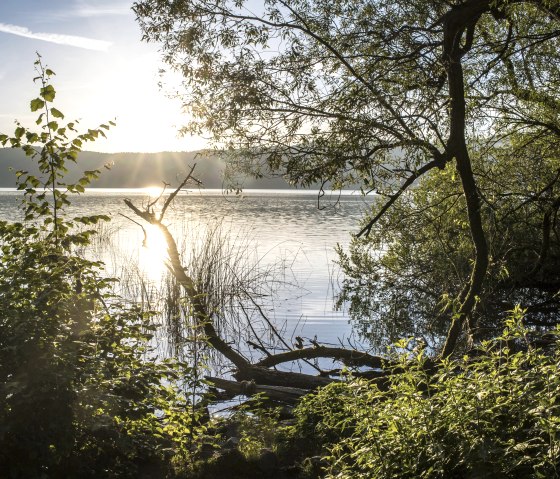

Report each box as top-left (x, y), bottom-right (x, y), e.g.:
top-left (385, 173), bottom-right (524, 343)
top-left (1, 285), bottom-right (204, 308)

top-left (0, 188), bottom-right (375, 369)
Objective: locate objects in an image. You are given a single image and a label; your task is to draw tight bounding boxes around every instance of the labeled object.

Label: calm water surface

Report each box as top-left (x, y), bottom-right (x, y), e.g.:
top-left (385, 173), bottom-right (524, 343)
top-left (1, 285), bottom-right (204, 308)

top-left (0, 188), bottom-right (374, 360)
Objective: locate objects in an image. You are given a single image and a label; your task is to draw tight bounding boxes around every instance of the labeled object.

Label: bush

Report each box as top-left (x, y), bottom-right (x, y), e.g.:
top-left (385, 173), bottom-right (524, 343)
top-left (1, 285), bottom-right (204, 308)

top-left (0, 57), bottom-right (201, 478)
top-left (293, 307), bottom-right (560, 478)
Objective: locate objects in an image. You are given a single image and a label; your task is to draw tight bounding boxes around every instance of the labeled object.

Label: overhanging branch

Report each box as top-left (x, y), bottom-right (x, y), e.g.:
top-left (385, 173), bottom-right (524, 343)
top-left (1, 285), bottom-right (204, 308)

top-left (357, 156), bottom-right (449, 238)
top-left (256, 346), bottom-right (389, 369)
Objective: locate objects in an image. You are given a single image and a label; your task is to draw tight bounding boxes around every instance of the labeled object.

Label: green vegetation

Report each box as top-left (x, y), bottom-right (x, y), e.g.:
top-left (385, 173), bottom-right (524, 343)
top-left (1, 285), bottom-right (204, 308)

top-left (134, 0), bottom-right (560, 355)
top-left (3, 0), bottom-right (560, 475)
top-left (131, 1), bottom-right (560, 476)
top-left (337, 140), bottom-right (560, 345)
top-left (292, 309), bottom-right (560, 478)
top-left (189, 311), bottom-right (560, 478)
top-left (0, 57), bottom-right (204, 478)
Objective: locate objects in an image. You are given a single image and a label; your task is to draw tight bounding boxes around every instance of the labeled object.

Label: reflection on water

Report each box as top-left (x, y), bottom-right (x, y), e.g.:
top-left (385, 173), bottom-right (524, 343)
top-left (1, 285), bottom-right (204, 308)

top-left (138, 223), bottom-right (169, 282)
top-left (0, 188), bottom-right (376, 360)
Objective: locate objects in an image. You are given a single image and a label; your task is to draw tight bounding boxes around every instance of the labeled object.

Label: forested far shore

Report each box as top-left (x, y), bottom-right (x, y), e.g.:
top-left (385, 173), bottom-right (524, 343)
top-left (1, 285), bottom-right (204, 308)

top-left (0, 148), bottom-right (293, 189)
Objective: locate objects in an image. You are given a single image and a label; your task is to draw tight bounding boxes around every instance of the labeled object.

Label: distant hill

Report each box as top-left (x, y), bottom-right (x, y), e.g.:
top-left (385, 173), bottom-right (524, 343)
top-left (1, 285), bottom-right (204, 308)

top-left (0, 149), bottom-right (293, 189)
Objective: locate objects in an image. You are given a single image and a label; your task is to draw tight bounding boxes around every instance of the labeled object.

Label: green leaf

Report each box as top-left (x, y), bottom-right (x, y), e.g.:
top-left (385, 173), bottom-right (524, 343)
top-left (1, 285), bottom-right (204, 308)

top-left (25, 132), bottom-right (39, 143)
top-left (30, 98), bottom-right (45, 112)
top-left (50, 107), bottom-right (64, 119)
top-left (15, 127), bottom-right (25, 139)
top-left (40, 84), bottom-right (56, 102)
top-left (84, 170), bottom-right (100, 179)
top-left (22, 145), bottom-right (35, 157)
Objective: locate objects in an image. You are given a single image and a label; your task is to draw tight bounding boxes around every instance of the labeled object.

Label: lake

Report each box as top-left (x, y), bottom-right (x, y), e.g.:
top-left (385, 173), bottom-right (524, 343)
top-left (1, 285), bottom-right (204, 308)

top-left (0, 188), bottom-right (375, 369)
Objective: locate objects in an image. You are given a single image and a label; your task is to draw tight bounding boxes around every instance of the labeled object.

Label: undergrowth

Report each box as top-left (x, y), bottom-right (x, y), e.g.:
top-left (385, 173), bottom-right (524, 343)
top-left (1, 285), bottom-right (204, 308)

top-left (291, 306), bottom-right (560, 478)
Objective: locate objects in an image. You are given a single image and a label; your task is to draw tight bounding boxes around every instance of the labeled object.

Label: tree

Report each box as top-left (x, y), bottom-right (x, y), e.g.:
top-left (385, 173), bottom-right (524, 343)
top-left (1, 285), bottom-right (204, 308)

top-left (134, 0), bottom-right (560, 356)
top-left (337, 139), bottom-right (560, 347)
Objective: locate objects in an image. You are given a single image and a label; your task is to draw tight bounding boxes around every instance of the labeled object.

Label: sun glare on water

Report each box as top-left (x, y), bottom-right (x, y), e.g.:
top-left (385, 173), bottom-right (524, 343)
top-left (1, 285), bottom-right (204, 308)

top-left (145, 185), bottom-right (165, 198)
top-left (138, 223), bottom-right (169, 281)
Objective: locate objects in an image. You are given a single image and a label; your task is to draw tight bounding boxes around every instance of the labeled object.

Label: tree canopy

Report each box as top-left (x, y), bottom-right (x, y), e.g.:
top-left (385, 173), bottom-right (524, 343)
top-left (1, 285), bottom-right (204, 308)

top-left (134, 0), bottom-right (560, 355)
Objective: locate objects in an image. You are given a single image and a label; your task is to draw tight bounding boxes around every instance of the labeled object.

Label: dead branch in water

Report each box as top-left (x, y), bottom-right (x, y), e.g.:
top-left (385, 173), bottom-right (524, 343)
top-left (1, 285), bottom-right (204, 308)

top-left (124, 167), bottom-right (388, 396)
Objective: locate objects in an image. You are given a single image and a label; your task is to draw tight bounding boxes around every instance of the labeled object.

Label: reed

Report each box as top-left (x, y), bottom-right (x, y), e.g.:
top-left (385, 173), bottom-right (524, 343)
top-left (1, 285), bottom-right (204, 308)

top-left (85, 214), bottom-right (297, 370)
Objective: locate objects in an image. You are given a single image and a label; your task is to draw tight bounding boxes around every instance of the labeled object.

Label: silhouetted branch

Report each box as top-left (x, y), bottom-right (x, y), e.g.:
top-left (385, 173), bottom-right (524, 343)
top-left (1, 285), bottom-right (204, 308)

top-left (256, 345), bottom-right (389, 369)
top-left (357, 157), bottom-right (447, 237)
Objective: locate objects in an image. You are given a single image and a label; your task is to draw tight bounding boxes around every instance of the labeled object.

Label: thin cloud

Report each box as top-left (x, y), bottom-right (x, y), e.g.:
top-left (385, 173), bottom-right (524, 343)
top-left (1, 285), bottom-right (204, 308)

top-left (73, 3), bottom-right (131, 17)
top-left (0, 22), bottom-right (111, 51)
top-left (45, 2), bottom-right (131, 20)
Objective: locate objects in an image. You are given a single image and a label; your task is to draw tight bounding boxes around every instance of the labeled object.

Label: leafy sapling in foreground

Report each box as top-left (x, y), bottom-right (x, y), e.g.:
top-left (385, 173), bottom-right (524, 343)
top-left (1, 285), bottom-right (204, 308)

top-left (0, 55), bottom-right (114, 246)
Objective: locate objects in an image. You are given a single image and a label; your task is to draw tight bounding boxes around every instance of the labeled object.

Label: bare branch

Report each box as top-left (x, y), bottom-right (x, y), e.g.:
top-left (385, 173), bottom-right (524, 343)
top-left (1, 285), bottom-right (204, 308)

top-left (357, 156), bottom-right (448, 238)
top-left (256, 345), bottom-right (389, 369)
top-left (160, 163), bottom-right (201, 219)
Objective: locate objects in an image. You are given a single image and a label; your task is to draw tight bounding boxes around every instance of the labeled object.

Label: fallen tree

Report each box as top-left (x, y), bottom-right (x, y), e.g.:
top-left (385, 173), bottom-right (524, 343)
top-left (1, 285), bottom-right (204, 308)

top-left (124, 167), bottom-right (390, 396)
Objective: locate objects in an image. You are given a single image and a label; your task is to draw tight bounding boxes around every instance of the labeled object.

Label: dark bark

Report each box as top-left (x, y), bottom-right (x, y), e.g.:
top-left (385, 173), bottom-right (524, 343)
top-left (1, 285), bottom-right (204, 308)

top-left (439, 2), bottom-right (490, 358)
top-left (205, 376), bottom-right (310, 404)
top-left (256, 346), bottom-right (388, 369)
top-left (526, 197), bottom-right (560, 278)
top-left (357, 155), bottom-right (450, 238)
top-left (234, 366), bottom-right (336, 389)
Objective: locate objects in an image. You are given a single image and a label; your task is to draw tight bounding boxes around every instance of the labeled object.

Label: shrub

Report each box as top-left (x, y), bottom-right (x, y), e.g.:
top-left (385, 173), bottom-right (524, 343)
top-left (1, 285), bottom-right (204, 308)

top-left (294, 307), bottom-right (560, 478)
top-left (0, 57), bottom-right (201, 478)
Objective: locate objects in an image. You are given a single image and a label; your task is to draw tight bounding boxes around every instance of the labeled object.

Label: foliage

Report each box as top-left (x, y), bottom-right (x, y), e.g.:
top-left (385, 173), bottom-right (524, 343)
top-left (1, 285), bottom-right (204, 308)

top-left (0, 57), bottom-right (203, 478)
top-left (337, 134), bottom-right (560, 345)
top-left (132, 0), bottom-right (559, 191)
top-left (229, 396), bottom-right (284, 460)
top-left (292, 307), bottom-right (560, 479)
top-left (134, 0), bottom-right (449, 185)
top-left (333, 2), bottom-right (560, 344)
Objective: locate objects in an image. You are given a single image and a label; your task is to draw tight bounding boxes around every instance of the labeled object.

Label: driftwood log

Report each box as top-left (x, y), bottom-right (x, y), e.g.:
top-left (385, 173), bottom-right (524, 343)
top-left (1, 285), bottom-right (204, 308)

top-left (124, 167), bottom-right (389, 401)
top-left (206, 376), bottom-right (309, 404)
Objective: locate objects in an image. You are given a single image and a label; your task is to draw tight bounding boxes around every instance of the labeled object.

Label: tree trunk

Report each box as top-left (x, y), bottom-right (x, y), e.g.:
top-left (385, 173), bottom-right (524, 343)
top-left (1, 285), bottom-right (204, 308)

top-left (440, 3), bottom-right (489, 358)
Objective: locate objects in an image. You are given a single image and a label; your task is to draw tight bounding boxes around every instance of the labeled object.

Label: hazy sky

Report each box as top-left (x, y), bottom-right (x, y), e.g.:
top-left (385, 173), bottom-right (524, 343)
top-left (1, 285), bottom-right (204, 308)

top-left (0, 0), bottom-right (205, 153)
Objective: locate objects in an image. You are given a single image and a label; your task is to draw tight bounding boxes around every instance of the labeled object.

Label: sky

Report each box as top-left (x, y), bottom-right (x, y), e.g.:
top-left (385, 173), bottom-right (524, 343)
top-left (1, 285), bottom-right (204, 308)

top-left (0, 0), bottom-right (206, 153)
